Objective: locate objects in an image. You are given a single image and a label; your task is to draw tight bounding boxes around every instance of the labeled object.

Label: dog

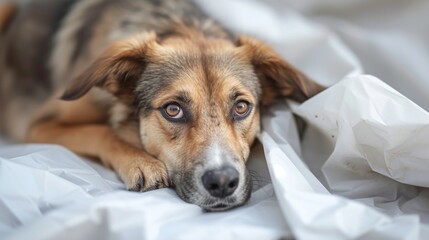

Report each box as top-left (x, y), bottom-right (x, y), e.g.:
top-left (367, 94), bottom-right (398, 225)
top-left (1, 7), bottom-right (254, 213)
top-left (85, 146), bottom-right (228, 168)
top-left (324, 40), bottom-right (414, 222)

top-left (0, 0), bottom-right (324, 211)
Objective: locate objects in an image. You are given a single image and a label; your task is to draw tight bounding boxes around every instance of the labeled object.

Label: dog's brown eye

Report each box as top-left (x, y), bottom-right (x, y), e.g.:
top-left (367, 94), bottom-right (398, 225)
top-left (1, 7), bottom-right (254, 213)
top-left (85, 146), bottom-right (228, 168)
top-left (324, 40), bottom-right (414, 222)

top-left (233, 101), bottom-right (252, 121)
top-left (165, 104), bottom-right (183, 118)
top-left (235, 101), bottom-right (248, 115)
top-left (160, 102), bottom-right (187, 123)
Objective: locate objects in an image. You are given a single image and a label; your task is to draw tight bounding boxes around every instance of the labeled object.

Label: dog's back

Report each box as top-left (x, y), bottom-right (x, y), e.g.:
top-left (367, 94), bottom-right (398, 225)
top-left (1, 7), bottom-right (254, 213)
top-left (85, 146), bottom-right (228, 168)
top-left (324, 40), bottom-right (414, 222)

top-left (0, 0), bottom-right (77, 138)
top-left (0, 0), bottom-right (230, 140)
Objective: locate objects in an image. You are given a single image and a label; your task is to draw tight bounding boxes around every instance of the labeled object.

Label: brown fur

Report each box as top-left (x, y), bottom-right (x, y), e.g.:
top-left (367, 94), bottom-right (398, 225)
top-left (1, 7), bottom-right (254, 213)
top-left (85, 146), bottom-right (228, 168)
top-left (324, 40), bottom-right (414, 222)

top-left (0, 3), bottom-right (15, 32)
top-left (0, 0), bottom-right (324, 210)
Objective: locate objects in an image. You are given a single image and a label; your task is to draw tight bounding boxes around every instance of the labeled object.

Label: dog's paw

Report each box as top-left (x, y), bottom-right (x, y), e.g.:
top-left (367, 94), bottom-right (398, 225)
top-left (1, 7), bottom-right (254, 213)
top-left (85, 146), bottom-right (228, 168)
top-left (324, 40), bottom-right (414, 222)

top-left (120, 157), bottom-right (169, 192)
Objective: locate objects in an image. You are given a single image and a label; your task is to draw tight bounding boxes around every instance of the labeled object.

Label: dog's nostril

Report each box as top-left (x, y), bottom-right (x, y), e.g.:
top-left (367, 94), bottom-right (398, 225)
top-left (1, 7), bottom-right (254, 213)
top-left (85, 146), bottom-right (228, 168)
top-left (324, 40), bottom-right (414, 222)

top-left (202, 166), bottom-right (239, 198)
top-left (228, 180), bottom-right (238, 189)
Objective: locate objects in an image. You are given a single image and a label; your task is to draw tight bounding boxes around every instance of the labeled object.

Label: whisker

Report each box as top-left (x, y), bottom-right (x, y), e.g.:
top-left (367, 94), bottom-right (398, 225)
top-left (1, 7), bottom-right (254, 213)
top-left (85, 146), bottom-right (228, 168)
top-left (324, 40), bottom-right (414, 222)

top-left (248, 170), bottom-right (270, 189)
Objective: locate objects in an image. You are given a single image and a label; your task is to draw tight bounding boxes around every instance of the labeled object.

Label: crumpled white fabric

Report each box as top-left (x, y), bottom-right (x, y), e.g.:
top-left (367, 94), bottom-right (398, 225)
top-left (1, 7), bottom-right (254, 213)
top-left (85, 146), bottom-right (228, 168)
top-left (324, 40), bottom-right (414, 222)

top-left (0, 145), bottom-right (289, 240)
top-left (261, 75), bottom-right (429, 239)
top-left (2, 0), bottom-right (429, 239)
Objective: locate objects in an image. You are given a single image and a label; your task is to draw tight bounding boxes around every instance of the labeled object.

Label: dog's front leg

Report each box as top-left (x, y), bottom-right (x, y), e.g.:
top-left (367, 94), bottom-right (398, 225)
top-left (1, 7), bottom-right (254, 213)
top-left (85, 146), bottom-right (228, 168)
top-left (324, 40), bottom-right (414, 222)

top-left (26, 122), bottom-right (169, 191)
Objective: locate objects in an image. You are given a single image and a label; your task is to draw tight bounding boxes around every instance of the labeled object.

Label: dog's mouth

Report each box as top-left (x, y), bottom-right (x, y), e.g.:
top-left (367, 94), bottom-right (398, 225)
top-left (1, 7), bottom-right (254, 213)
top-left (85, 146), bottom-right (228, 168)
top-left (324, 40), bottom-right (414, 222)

top-left (204, 203), bottom-right (233, 212)
top-left (209, 203), bottom-right (228, 210)
top-left (202, 201), bottom-right (246, 212)
top-left (182, 193), bottom-right (249, 212)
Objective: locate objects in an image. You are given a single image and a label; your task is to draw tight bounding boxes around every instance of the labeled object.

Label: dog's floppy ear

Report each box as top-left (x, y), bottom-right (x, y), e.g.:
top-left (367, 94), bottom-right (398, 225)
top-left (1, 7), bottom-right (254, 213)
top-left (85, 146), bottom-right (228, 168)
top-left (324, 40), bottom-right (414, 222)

top-left (237, 36), bottom-right (325, 105)
top-left (61, 32), bottom-right (159, 101)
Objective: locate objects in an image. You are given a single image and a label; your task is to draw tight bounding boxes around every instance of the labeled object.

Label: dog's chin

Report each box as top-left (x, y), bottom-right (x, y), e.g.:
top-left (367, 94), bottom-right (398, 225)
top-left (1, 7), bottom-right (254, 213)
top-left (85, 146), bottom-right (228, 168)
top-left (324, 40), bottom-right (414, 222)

top-left (185, 194), bottom-right (248, 212)
top-left (204, 204), bottom-right (231, 212)
top-left (202, 201), bottom-right (246, 212)
top-left (174, 185), bottom-right (251, 212)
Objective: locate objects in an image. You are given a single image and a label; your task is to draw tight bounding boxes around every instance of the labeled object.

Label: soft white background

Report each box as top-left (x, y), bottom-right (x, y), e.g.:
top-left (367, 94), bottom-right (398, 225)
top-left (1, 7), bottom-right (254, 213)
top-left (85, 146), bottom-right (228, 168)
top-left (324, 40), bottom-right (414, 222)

top-left (1, 0), bottom-right (429, 239)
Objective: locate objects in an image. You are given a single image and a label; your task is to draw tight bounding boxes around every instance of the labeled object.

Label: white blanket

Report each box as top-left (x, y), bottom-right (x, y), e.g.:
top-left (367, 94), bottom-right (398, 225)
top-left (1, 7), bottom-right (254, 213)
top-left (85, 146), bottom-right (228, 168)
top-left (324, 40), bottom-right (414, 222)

top-left (2, 0), bottom-right (429, 239)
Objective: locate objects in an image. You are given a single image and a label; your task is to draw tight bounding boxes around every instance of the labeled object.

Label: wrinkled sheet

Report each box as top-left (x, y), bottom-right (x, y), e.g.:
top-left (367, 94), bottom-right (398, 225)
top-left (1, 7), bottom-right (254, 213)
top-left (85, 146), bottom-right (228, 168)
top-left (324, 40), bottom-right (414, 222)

top-left (2, 0), bottom-right (429, 239)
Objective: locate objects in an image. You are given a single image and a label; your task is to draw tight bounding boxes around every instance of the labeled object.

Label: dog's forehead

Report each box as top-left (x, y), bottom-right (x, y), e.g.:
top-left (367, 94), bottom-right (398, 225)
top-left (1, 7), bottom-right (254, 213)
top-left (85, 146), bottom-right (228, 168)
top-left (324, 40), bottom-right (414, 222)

top-left (158, 38), bottom-right (260, 95)
top-left (135, 41), bottom-right (260, 113)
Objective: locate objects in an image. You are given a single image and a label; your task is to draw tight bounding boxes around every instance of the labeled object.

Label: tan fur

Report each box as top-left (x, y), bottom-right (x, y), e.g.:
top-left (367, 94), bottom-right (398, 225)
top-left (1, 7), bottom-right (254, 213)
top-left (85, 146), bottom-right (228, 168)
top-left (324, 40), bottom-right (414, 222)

top-left (61, 32), bottom-right (159, 101)
top-left (25, 34), bottom-right (168, 191)
top-left (0, 3), bottom-right (15, 33)
top-left (237, 36), bottom-right (325, 104)
top-left (1, 0), bottom-right (324, 206)
top-left (27, 32), bottom-right (323, 192)
top-left (27, 120), bottom-right (168, 190)
top-left (138, 37), bottom-right (260, 179)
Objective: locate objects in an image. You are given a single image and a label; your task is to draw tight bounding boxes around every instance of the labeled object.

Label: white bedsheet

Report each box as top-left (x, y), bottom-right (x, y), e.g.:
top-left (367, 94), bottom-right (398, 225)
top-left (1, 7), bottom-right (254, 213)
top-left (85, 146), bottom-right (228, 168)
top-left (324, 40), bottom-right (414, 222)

top-left (2, 0), bottom-right (429, 239)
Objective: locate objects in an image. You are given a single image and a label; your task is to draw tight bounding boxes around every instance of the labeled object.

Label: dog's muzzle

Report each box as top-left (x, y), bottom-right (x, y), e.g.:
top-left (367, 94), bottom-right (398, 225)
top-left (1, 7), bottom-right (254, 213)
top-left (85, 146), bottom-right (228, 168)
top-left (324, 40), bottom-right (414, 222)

top-left (172, 162), bottom-right (251, 212)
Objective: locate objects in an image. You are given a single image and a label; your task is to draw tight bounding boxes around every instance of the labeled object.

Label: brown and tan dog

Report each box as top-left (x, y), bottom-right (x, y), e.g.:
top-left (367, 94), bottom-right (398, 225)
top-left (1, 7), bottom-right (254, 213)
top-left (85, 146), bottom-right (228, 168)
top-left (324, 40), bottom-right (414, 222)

top-left (0, 0), bottom-right (323, 211)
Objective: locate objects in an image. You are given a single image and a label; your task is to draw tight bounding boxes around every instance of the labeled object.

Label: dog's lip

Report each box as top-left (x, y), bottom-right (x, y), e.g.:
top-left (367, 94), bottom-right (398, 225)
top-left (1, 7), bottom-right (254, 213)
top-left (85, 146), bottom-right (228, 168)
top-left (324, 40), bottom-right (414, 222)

top-left (174, 186), bottom-right (242, 212)
top-left (209, 203), bottom-right (228, 209)
top-left (203, 204), bottom-right (231, 212)
top-left (202, 201), bottom-right (243, 212)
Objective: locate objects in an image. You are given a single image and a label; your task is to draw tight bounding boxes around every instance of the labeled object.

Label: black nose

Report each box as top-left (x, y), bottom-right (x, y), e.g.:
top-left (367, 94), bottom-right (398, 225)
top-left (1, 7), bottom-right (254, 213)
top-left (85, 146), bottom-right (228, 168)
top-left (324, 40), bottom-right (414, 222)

top-left (202, 166), bottom-right (239, 198)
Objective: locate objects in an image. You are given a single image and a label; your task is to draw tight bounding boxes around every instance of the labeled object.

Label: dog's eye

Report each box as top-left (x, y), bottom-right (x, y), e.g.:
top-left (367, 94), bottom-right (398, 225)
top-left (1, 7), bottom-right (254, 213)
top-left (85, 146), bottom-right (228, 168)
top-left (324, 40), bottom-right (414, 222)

top-left (233, 101), bottom-right (252, 120)
top-left (161, 103), bottom-right (186, 122)
top-left (235, 101), bottom-right (248, 115)
top-left (165, 103), bottom-right (183, 118)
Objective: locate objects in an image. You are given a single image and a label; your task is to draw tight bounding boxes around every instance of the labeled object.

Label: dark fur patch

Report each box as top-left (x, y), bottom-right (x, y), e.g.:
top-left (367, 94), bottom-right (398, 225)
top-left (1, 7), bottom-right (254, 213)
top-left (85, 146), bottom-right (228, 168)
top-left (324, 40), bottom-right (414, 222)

top-left (147, 0), bottom-right (163, 7)
top-left (71, 0), bottom-right (114, 63)
top-left (4, 0), bottom-right (77, 97)
top-left (134, 54), bottom-right (199, 115)
top-left (200, 48), bottom-right (261, 101)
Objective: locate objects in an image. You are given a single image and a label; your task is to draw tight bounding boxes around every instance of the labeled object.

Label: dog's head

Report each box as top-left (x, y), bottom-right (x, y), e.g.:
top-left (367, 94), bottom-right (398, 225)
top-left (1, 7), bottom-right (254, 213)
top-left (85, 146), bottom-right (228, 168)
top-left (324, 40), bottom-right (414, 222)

top-left (61, 32), bottom-right (323, 211)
